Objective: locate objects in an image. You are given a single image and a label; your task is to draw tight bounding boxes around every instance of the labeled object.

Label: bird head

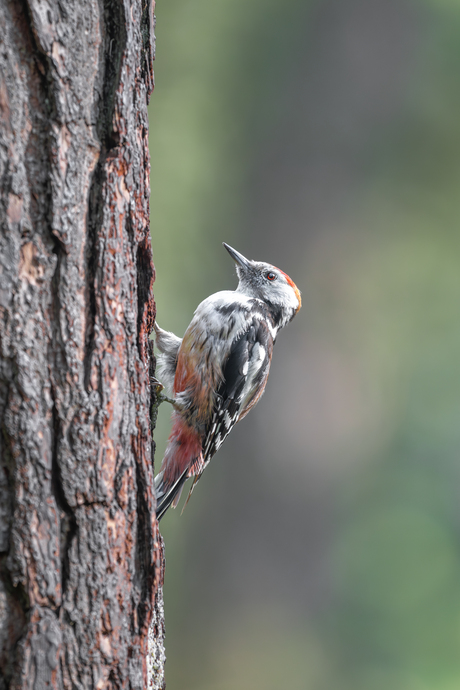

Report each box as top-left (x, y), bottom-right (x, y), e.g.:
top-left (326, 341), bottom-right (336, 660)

top-left (223, 242), bottom-right (301, 326)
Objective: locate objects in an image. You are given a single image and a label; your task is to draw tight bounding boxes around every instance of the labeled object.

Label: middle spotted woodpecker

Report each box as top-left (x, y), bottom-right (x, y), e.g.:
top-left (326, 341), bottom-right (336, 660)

top-left (153, 242), bottom-right (301, 520)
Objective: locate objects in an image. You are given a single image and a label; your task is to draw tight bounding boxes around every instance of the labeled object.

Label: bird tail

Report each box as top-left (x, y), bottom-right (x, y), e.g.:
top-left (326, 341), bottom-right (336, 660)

top-left (154, 413), bottom-right (204, 520)
top-left (154, 467), bottom-right (189, 521)
top-left (180, 472), bottom-right (203, 514)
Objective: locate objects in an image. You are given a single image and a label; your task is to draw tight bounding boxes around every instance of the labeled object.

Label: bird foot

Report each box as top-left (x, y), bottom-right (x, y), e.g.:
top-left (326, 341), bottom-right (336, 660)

top-left (158, 393), bottom-right (182, 410)
top-left (150, 376), bottom-right (184, 431)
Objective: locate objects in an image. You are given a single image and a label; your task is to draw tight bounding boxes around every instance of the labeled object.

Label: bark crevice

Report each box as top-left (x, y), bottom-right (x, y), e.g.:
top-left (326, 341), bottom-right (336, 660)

top-left (0, 0), bottom-right (161, 685)
top-left (50, 395), bottom-right (77, 601)
top-left (84, 0), bottom-right (128, 388)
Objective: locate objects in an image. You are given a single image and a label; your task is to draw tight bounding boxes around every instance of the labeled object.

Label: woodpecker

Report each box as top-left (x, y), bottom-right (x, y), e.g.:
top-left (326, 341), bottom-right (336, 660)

top-left (153, 243), bottom-right (301, 520)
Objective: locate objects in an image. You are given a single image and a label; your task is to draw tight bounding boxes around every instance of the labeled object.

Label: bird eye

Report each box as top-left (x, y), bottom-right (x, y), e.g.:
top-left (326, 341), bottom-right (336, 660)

top-left (266, 271), bottom-right (277, 282)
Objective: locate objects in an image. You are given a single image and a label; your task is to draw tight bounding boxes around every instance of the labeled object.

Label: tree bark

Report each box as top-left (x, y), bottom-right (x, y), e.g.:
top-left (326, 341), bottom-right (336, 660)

top-left (0, 0), bottom-right (164, 688)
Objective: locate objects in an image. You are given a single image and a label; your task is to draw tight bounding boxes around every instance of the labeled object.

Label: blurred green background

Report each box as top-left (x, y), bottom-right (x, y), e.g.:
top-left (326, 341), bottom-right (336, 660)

top-left (148, 0), bottom-right (460, 688)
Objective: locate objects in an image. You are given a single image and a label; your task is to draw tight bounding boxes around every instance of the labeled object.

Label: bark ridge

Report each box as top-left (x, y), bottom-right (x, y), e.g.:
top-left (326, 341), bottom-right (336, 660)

top-left (0, 0), bottom-right (161, 687)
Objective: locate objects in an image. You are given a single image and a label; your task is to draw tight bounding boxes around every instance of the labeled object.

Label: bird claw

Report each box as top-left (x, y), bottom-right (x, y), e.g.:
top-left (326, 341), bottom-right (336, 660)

top-left (150, 376), bottom-right (183, 413)
top-left (150, 375), bottom-right (165, 395)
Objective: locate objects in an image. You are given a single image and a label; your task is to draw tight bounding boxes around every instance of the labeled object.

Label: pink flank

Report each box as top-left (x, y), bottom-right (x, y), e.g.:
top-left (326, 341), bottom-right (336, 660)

top-left (161, 412), bottom-right (203, 486)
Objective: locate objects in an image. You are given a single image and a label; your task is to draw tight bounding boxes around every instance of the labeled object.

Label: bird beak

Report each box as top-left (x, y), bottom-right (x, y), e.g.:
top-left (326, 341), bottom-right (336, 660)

top-left (223, 243), bottom-right (252, 270)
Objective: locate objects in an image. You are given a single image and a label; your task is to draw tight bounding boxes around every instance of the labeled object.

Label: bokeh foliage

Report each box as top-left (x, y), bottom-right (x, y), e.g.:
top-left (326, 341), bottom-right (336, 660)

top-left (149, 1), bottom-right (460, 688)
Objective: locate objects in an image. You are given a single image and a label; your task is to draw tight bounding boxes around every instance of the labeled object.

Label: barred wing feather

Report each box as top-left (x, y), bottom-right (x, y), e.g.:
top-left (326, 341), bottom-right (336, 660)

top-left (182, 319), bottom-right (273, 507)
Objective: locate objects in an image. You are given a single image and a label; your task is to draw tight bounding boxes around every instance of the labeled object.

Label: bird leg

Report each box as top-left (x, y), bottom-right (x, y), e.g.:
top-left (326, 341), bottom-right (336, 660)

top-left (151, 376), bottom-right (182, 409)
top-left (150, 376), bottom-right (184, 430)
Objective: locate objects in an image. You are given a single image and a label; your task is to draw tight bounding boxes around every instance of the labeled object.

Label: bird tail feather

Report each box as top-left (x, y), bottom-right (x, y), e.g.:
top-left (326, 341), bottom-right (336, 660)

top-left (154, 468), bottom-right (189, 521)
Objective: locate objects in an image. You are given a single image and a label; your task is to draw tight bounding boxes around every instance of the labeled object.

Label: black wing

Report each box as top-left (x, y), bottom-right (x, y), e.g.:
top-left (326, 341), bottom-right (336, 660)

top-left (181, 318), bottom-right (273, 509)
top-left (204, 319), bottom-right (273, 464)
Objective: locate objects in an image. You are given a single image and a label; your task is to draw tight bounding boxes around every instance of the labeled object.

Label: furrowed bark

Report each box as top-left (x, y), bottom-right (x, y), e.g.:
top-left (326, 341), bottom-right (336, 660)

top-left (0, 0), bottom-right (164, 687)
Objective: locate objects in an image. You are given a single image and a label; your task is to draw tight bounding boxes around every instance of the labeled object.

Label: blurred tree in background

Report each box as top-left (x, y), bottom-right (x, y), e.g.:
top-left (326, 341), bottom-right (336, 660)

top-left (149, 0), bottom-right (460, 688)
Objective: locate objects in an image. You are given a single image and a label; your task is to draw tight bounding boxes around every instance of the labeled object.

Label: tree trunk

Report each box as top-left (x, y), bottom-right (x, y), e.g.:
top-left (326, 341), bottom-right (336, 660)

top-left (0, 0), bottom-right (164, 688)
